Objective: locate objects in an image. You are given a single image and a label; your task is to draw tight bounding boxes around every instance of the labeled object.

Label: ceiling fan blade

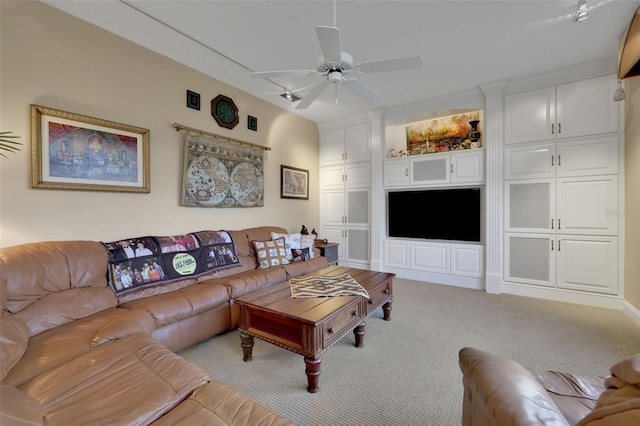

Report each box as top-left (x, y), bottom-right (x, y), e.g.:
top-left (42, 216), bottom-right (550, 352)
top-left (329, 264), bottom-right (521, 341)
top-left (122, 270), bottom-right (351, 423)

top-left (316, 26), bottom-right (342, 63)
top-left (250, 70), bottom-right (317, 79)
top-left (296, 81), bottom-right (329, 110)
top-left (345, 78), bottom-right (383, 106)
top-left (356, 55), bottom-right (424, 73)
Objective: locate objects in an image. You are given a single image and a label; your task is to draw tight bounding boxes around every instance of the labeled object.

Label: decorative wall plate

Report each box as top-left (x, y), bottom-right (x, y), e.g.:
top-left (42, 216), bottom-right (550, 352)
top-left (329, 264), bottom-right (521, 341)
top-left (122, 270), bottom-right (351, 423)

top-left (211, 95), bottom-right (239, 129)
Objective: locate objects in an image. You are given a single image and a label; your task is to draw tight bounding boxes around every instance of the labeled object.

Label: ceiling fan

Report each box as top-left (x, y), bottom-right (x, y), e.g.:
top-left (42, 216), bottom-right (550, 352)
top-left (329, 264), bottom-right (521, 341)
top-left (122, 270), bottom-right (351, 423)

top-left (250, 25), bottom-right (423, 110)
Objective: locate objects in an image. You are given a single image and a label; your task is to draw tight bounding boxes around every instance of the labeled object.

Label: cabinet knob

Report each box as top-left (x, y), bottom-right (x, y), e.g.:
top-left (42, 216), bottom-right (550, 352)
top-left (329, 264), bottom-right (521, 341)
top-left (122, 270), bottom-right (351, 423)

top-left (327, 327), bottom-right (335, 334)
top-left (384, 288), bottom-right (390, 294)
top-left (368, 299), bottom-right (374, 305)
top-left (352, 310), bottom-right (357, 317)
top-left (551, 123), bottom-right (555, 134)
top-left (558, 123), bottom-right (561, 134)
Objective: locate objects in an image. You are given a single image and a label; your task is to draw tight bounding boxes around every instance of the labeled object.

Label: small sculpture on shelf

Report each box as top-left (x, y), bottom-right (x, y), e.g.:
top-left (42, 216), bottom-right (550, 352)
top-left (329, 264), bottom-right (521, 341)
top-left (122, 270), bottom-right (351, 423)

top-left (311, 228), bottom-right (318, 238)
top-left (300, 225), bottom-right (309, 235)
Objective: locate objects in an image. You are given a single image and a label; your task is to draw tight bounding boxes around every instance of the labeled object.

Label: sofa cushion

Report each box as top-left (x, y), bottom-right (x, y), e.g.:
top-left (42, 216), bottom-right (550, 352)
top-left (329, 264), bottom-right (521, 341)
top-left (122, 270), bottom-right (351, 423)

top-left (0, 313), bottom-right (30, 381)
top-left (0, 384), bottom-right (43, 426)
top-left (222, 267), bottom-right (288, 299)
top-left (152, 380), bottom-right (294, 426)
top-left (252, 237), bottom-right (289, 269)
top-left (3, 308), bottom-right (149, 387)
top-left (280, 257), bottom-right (328, 279)
top-left (90, 308), bottom-right (155, 347)
top-left (118, 282), bottom-right (230, 328)
top-left (17, 333), bottom-right (210, 426)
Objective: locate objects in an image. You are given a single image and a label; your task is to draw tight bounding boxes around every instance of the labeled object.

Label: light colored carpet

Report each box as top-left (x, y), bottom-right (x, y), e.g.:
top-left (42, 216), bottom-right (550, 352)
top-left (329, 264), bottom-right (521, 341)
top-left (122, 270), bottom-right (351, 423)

top-left (179, 278), bottom-right (640, 425)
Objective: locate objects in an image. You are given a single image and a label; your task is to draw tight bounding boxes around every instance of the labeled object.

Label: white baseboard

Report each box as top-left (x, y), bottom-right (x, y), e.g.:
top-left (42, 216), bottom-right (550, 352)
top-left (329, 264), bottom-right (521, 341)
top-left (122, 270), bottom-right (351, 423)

top-left (623, 300), bottom-right (640, 326)
top-left (381, 267), bottom-right (484, 290)
top-left (501, 281), bottom-right (625, 309)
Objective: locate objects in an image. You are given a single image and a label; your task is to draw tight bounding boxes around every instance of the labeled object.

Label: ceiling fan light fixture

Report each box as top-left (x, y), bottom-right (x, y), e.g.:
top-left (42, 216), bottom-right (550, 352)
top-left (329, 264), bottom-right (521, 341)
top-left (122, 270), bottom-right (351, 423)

top-left (575, 0), bottom-right (589, 23)
top-left (280, 91), bottom-right (301, 102)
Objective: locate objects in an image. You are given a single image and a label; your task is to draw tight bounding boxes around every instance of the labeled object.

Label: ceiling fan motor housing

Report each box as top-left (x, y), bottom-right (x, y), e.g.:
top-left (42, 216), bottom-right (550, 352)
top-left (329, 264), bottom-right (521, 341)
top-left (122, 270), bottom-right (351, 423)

top-left (316, 52), bottom-right (353, 74)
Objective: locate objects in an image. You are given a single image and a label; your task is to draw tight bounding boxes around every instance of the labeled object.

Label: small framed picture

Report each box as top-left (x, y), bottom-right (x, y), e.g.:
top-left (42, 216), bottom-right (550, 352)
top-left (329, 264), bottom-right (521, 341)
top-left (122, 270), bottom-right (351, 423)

top-left (280, 165), bottom-right (309, 200)
top-left (248, 115), bottom-right (258, 131)
top-left (186, 90), bottom-right (200, 110)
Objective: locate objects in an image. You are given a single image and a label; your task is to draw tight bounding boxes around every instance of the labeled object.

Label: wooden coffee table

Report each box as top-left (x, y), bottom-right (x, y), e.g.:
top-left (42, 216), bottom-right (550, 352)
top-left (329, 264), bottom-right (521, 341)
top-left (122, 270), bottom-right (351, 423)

top-left (235, 266), bottom-right (394, 393)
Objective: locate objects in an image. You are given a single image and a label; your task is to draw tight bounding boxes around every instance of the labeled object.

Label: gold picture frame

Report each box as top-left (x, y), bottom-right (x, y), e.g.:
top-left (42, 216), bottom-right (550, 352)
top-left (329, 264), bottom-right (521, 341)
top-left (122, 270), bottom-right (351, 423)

top-left (31, 104), bottom-right (150, 193)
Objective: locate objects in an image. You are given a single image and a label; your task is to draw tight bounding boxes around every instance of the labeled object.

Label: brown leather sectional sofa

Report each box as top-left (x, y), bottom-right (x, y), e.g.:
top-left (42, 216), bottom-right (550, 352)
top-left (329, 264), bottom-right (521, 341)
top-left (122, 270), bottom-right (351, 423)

top-left (459, 347), bottom-right (640, 425)
top-left (0, 226), bottom-right (328, 425)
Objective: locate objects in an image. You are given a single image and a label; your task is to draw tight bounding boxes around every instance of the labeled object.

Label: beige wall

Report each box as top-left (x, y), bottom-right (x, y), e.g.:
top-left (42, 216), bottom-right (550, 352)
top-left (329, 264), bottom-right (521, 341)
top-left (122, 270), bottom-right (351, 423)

top-left (625, 76), bottom-right (640, 310)
top-left (0, 1), bottom-right (320, 247)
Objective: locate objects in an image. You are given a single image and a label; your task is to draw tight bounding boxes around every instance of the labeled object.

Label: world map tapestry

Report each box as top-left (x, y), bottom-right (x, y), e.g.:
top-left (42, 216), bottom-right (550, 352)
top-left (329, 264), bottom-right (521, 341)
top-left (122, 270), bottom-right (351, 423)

top-left (181, 134), bottom-right (264, 207)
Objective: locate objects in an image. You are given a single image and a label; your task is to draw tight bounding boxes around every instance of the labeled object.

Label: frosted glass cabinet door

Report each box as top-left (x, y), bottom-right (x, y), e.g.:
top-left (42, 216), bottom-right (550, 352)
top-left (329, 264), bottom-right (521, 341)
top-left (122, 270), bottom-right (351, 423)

top-left (504, 233), bottom-right (554, 287)
top-left (504, 180), bottom-right (554, 232)
top-left (410, 155), bottom-right (450, 185)
top-left (346, 228), bottom-right (370, 263)
top-left (346, 189), bottom-right (370, 225)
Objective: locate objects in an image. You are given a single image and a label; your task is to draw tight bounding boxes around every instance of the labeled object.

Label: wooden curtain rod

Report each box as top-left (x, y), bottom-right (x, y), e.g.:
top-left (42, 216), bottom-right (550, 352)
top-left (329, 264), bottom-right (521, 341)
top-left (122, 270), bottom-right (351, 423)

top-left (172, 123), bottom-right (271, 151)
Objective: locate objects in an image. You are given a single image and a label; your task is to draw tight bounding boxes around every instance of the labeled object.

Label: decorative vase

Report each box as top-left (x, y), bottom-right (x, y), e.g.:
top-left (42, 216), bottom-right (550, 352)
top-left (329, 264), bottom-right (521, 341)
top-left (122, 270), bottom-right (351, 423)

top-left (468, 120), bottom-right (481, 144)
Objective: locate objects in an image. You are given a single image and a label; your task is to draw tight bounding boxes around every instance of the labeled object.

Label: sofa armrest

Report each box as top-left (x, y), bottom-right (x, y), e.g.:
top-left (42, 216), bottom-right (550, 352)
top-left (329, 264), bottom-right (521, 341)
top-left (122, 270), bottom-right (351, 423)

top-left (458, 347), bottom-right (570, 426)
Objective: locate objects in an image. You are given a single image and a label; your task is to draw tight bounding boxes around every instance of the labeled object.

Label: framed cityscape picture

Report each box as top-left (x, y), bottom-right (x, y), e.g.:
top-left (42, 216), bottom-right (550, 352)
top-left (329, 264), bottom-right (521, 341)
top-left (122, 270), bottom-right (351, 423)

top-left (31, 104), bottom-right (150, 193)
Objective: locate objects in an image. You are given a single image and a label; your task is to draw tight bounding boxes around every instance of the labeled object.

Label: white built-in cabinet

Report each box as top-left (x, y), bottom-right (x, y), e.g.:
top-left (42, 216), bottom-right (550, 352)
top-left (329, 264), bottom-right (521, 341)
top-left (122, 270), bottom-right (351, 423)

top-left (382, 148), bottom-right (485, 288)
top-left (503, 74), bottom-right (620, 296)
top-left (504, 75), bottom-right (619, 144)
top-left (319, 124), bottom-right (371, 267)
top-left (384, 149), bottom-right (484, 187)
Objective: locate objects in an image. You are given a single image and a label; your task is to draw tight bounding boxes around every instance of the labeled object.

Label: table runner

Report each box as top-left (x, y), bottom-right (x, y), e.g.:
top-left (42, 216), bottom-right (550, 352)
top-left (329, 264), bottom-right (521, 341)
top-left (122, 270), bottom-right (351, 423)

top-left (289, 273), bottom-right (369, 299)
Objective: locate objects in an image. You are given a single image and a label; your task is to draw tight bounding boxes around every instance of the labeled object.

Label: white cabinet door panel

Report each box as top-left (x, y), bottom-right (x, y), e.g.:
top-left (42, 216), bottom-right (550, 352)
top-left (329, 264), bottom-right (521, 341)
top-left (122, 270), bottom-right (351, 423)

top-left (345, 163), bottom-right (371, 188)
top-left (384, 158), bottom-right (410, 187)
top-left (320, 165), bottom-right (344, 190)
top-left (411, 242), bottom-right (450, 274)
top-left (556, 137), bottom-right (619, 177)
top-left (451, 151), bottom-right (484, 184)
top-left (451, 244), bottom-right (484, 278)
top-left (556, 76), bottom-right (619, 139)
top-left (556, 236), bottom-right (618, 294)
top-left (556, 176), bottom-right (618, 235)
top-left (321, 191), bottom-right (345, 225)
top-left (504, 144), bottom-right (554, 180)
top-left (384, 240), bottom-right (410, 269)
top-left (504, 87), bottom-right (555, 144)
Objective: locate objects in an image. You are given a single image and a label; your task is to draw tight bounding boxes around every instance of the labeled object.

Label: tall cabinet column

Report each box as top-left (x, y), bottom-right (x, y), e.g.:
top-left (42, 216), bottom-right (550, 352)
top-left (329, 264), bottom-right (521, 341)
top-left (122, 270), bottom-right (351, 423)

top-left (480, 80), bottom-right (508, 294)
top-left (368, 110), bottom-right (383, 271)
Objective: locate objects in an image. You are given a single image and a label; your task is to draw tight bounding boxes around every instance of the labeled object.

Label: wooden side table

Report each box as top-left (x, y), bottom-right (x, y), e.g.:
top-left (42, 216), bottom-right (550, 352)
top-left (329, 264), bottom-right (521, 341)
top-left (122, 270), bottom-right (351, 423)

top-left (317, 243), bottom-right (339, 266)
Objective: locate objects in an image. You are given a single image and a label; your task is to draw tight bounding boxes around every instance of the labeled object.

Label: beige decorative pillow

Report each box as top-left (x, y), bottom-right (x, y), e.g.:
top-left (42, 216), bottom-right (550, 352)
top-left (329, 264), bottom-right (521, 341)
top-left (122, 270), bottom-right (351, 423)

top-left (252, 237), bottom-right (289, 269)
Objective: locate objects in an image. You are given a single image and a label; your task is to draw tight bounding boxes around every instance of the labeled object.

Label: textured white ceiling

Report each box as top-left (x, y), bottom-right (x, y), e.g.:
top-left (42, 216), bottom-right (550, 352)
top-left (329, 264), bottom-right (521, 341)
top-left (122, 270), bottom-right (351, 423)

top-left (45, 0), bottom-right (640, 125)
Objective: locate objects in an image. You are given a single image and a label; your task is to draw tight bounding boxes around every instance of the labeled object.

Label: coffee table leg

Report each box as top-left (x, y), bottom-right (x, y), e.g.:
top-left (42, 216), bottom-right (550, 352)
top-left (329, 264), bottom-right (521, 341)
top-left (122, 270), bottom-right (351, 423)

top-left (304, 356), bottom-right (321, 393)
top-left (382, 300), bottom-right (392, 321)
top-left (353, 321), bottom-right (366, 348)
top-left (240, 331), bottom-right (254, 362)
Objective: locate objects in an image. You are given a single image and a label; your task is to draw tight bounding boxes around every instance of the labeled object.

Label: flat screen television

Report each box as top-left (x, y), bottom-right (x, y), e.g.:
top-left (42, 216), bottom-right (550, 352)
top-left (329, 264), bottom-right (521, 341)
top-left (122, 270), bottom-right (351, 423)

top-left (387, 188), bottom-right (481, 242)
